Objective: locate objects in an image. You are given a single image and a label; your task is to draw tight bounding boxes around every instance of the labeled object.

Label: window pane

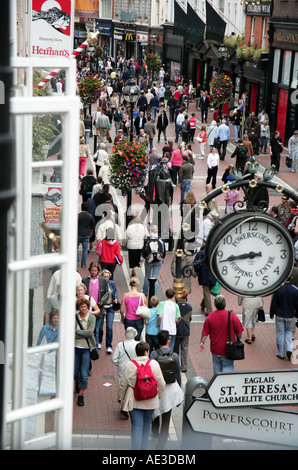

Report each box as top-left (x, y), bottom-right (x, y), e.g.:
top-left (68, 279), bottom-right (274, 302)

top-left (281, 50), bottom-right (292, 86)
top-left (292, 52), bottom-right (298, 84)
top-left (272, 49), bottom-right (281, 84)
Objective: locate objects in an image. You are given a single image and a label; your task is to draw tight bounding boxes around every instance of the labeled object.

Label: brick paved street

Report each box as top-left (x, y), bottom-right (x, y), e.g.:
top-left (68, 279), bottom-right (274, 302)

top-left (72, 96), bottom-right (298, 450)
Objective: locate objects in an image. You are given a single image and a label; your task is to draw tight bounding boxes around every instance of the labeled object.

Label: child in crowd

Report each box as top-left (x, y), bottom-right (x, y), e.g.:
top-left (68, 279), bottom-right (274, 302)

top-left (145, 296), bottom-right (160, 353)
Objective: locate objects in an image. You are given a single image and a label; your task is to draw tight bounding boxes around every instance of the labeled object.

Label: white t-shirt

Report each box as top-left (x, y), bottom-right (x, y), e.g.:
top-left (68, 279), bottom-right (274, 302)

top-left (158, 300), bottom-right (180, 335)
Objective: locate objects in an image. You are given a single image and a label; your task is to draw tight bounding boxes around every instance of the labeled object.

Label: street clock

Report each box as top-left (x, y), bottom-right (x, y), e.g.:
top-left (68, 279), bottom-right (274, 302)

top-left (205, 212), bottom-right (295, 297)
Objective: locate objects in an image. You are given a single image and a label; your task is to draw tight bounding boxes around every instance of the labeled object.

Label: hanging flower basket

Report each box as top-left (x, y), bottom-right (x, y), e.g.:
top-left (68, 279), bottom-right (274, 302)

top-left (210, 74), bottom-right (233, 106)
top-left (77, 75), bottom-right (103, 105)
top-left (109, 139), bottom-right (149, 192)
top-left (145, 53), bottom-right (161, 75)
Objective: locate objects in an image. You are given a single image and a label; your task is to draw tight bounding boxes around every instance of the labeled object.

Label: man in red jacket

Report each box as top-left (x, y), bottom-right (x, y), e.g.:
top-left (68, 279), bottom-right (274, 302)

top-left (200, 294), bottom-right (244, 375)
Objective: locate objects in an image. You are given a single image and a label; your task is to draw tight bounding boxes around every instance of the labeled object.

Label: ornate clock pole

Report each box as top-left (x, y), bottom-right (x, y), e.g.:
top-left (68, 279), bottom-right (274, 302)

top-left (180, 163), bottom-right (298, 298)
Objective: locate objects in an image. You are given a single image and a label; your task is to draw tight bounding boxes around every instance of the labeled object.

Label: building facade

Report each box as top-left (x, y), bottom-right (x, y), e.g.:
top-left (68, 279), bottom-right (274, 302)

top-left (266, 0), bottom-right (298, 144)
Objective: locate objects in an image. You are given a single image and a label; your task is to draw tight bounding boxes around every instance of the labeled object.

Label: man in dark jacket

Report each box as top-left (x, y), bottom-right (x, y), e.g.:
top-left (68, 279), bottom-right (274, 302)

top-left (178, 155), bottom-right (194, 204)
top-left (137, 91), bottom-right (148, 113)
top-left (181, 115), bottom-right (191, 144)
top-left (270, 278), bottom-right (298, 360)
top-left (78, 202), bottom-right (95, 268)
top-left (174, 289), bottom-right (192, 372)
top-left (134, 111), bottom-right (147, 135)
top-left (230, 139), bottom-right (248, 175)
top-left (167, 95), bottom-right (177, 124)
top-left (82, 261), bottom-right (109, 347)
top-left (194, 246), bottom-right (217, 316)
top-left (156, 105), bottom-right (168, 143)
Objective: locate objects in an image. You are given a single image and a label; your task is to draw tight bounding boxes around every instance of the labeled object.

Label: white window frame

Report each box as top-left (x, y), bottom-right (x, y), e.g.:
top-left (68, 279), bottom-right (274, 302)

top-left (4, 56), bottom-right (80, 450)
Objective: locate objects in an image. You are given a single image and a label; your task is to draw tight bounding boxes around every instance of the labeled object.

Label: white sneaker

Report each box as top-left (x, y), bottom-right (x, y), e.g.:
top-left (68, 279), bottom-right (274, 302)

top-left (106, 347), bottom-right (112, 354)
top-left (98, 343), bottom-right (102, 349)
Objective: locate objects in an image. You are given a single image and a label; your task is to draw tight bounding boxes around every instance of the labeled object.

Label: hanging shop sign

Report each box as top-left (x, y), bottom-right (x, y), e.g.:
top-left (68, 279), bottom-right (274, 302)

top-left (137, 33), bottom-right (148, 45)
top-left (31, 0), bottom-right (74, 58)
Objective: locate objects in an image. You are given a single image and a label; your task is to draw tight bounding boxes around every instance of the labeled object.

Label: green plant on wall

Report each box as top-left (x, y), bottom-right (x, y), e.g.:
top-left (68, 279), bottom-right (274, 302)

top-left (224, 36), bottom-right (268, 64)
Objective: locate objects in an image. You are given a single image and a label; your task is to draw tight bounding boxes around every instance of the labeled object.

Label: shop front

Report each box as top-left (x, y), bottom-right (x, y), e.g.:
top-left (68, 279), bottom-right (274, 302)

top-left (162, 24), bottom-right (184, 82)
top-left (267, 24), bottom-right (298, 144)
top-left (95, 19), bottom-right (113, 58)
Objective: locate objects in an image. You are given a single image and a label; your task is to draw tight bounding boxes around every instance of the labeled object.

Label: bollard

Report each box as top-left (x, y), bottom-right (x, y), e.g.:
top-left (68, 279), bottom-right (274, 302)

top-left (181, 376), bottom-right (212, 450)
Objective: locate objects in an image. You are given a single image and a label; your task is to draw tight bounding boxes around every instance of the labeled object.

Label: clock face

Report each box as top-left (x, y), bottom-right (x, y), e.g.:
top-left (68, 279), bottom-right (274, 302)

top-left (208, 213), bottom-right (294, 297)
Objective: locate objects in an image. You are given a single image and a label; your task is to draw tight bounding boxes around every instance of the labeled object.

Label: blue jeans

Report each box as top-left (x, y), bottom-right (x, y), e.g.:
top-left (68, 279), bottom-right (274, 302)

top-left (124, 318), bottom-right (144, 341)
top-left (291, 150), bottom-right (298, 172)
top-left (169, 335), bottom-right (176, 351)
top-left (74, 347), bottom-right (90, 390)
top-left (171, 165), bottom-right (181, 185)
top-left (233, 125), bottom-right (240, 143)
top-left (212, 353), bottom-right (234, 375)
top-left (142, 260), bottom-right (162, 296)
top-left (175, 124), bottom-right (182, 142)
top-left (180, 178), bottom-right (192, 203)
top-left (77, 235), bottom-right (89, 267)
top-left (151, 106), bottom-right (158, 122)
top-left (261, 136), bottom-right (268, 152)
top-left (275, 316), bottom-right (294, 357)
top-left (130, 408), bottom-right (155, 450)
top-left (97, 307), bottom-right (115, 348)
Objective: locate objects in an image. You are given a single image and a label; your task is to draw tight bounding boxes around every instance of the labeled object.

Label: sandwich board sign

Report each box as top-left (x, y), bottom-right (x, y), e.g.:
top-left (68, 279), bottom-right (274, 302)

top-left (206, 370), bottom-right (298, 408)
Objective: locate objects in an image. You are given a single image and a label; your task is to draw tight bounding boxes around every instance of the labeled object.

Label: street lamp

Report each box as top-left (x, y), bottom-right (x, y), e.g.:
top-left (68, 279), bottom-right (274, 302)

top-left (122, 76), bottom-right (141, 226)
top-left (87, 44), bottom-right (96, 139)
top-left (218, 43), bottom-right (228, 71)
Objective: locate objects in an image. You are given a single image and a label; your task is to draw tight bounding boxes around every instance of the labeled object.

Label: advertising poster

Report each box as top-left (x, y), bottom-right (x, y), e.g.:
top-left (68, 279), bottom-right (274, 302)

top-left (31, 0), bottom-right (74, 57)
top-left (43, 185), bottom-right (62, 229)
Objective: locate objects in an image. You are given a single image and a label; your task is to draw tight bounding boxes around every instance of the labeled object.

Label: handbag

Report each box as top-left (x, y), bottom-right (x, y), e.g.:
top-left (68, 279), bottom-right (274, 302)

top-left (226, 311), bottom-right (245, 360)
top-left (95, 240), bottom-right (103, 256)
top-left (258, 307), bottom-right (266, 322)
top-left (286, 155), bottom-right (292, 168)
top-left (136, 295), bottom-right (151, 319)
top-left (210, 281), bottom-right (221, 296)
top-left (196, 136), bottom-right (203, 143)
top-left (76, 315), bottom-right (99, 360)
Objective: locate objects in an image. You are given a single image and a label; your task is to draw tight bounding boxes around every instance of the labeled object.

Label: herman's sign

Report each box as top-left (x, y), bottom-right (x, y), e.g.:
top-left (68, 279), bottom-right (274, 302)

top-left (207, 370), bottom-right (298, 408)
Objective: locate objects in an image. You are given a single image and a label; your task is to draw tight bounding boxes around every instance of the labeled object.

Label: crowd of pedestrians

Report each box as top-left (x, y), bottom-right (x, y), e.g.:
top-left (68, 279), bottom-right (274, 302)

top-left (40, 53), bottom-right (298, 450)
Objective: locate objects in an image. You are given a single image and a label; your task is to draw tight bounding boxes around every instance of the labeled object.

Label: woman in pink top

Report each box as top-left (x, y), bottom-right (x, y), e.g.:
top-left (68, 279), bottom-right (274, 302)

top-left (120, 277), bottom-right (148, 340)
top-left (196, 124), bottom-right (207, 158)
top-left (170, 143), bottom-right (184, 185)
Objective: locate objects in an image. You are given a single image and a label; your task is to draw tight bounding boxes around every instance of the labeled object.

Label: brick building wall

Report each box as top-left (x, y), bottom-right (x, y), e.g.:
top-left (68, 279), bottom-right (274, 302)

top-left (273, 0), bottom-right (298, 19)
top-left (244, 15), bottom-right (268, 49)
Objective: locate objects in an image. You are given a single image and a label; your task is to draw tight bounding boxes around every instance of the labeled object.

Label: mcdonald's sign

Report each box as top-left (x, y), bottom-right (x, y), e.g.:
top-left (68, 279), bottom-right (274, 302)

top-left (125, 34), bottom-right (134, 41)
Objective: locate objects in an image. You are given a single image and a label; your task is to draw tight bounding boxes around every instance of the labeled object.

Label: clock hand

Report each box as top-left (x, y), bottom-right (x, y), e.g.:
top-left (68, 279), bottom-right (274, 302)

top-left (220, 251), bottom-right (262, 262)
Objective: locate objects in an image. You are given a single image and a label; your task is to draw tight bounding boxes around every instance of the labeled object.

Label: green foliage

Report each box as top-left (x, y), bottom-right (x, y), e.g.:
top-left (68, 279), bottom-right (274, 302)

top-left (32, 114), bottom-right (56, 161)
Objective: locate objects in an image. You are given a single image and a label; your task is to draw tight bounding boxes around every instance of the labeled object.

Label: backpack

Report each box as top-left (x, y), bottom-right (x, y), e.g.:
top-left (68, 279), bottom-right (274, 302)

top-left (144, 238), bottom-right (164, 263)
top-left (79, 178), bottom-right (95, 196)
top-left (132, 359), bottom-right (158, 401)
top-left (287, 215), bottom-right (298, 238)
top-left (155, 349), bottom-right (176, 384)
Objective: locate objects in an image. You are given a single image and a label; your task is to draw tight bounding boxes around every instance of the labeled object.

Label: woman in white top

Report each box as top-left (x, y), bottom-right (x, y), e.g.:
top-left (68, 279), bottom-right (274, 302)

top-left (76, 283), bottom-right (100, 317)
top-left (260, 120), bottom-right (270, 154)
top-left (112, 327), bottom-right (139, 389)
top-left (93, 142), bottom-right (109, 177)
top-left (206, 120), bottom-right (218, 151)
top-left (206, 147), bottom-right (219, 189)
